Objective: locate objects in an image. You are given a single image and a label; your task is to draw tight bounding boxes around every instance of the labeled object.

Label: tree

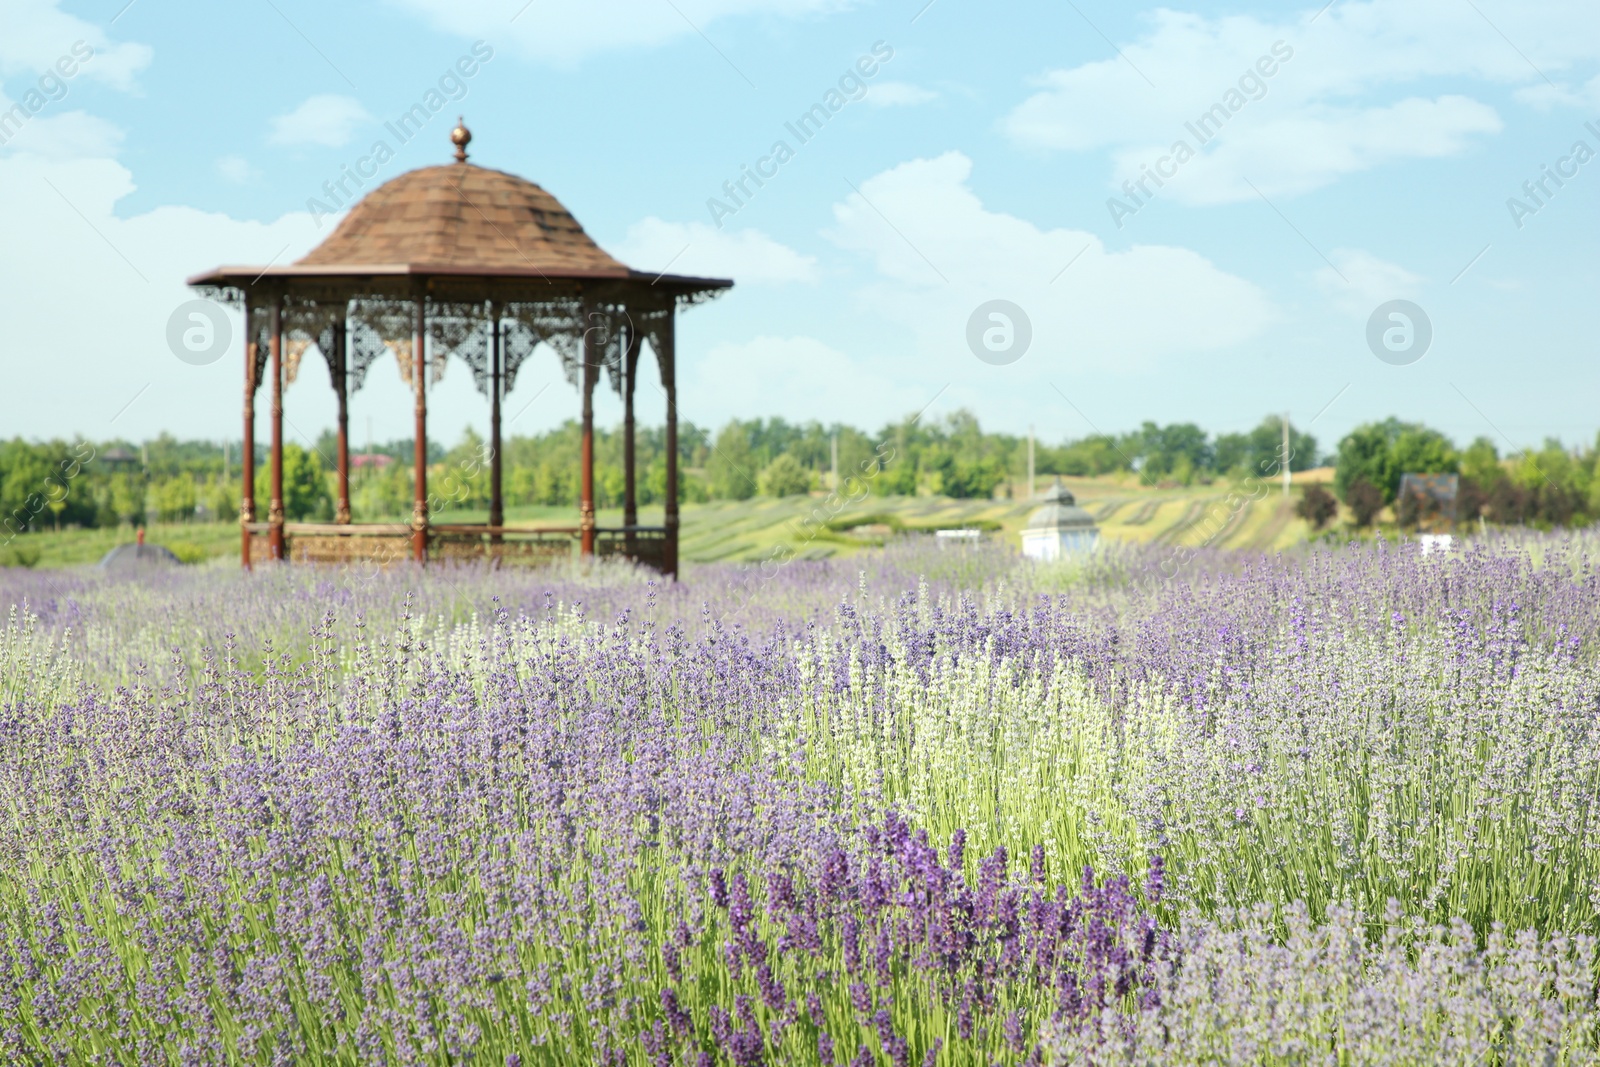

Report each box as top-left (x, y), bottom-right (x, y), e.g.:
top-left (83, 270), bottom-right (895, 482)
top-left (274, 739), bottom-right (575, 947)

top-left (1047, 434), bottom-right (1128, 477)
top-left (1456, 478), bottom-right (1485, 522)
top-left (109, 473), bottom-right (145, 527)
top-left (152, 475), bottom-right (198, 523)
top-left (1295, 485), bottom-right (1338, 530)
top-left (706, 422), bottom-right (756, 500)
top-left (1392, 427), bottom-right (1458, 486)
top-left (1217, 420), bottom-right (1319, 478)
top-left (1334, 419), bottom-right (1457, 503)
top-left (255, 443), bottom-right (332, 520)
top-left (1485, 479), bottom-right (1528, 524)
top-left (1133, 422), bottom-right (1213, 484)
top-left (1459, 437), bottom-right (1503, 492)
top-left (1345, 479), bottom-right (1384, 527)
top-left (758, 453), bottom-right (814, 497)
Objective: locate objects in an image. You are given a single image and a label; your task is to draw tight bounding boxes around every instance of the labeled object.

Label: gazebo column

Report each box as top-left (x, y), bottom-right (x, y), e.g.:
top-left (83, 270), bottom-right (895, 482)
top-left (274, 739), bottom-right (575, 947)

top-left (267, 293), bottom-right (286, 562)
top-left (411, 288), bottom-right (429, 563)
top-left (488, 302), bottom-right (504, 535)
top-left (659, 309), bottom-right (679, 580)
top-left (622, 323), bottom-right (640, 541)
top-left (579, 319), bottom-right (598, 558)
top-left (333, 319), bottom-right (351, 524)
top-left (240, 292), bottom-right (256, 570)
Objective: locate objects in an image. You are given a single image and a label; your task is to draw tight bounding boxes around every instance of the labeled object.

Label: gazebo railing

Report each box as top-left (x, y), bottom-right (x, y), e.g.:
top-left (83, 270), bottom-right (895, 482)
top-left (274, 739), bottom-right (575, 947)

top-left (243, 522), bottom-right (670, 570)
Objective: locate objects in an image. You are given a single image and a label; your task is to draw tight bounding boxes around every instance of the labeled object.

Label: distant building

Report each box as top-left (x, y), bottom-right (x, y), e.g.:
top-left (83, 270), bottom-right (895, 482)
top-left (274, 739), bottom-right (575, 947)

top-left (1020, 481), bottom-right (1098, 561)
top-left (351, 453), bottom-right (395, 470)
top-left (1397, 473), bottom-right (1459, 534)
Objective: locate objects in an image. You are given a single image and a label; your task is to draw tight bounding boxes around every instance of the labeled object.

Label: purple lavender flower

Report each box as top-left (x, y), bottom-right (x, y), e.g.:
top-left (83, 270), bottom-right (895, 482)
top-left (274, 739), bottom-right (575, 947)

top-left (849, 981), bottom-right (871, 1016)
top-left (1144, 855), bottom-right (1165, 906)
top-left (661, 988), bottom-right (693, 1037)
top-left (947, 829), bottom-right (966, 873)
top-left (1004, 1010), bottom-right (1026, 1052)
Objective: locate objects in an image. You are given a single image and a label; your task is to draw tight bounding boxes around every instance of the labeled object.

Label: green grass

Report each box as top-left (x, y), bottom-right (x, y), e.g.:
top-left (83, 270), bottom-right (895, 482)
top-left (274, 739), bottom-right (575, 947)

top-left (5, 478), bottom-right (1328, 569)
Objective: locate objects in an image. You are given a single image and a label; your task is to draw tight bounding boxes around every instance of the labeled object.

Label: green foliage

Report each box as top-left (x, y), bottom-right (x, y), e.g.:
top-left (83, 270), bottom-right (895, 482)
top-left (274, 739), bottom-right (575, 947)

top-left (1045, 434), bottom-right (1126, 476)
top-left (1, 409), bottom-right (1593, 538)
top-left (0, 541), bottom-right (41, 568)
top-left (107, 474), bottom-right (145, 527)
top-left (1392, 426), bottom-right (1459, 488)
top-left (151, 475), bottom-right (198, 523)
top-left (254, 444), bottom-right (332, 521)
top-left (1334, 419), bottom-right (1457, 504)
top-left (162, 540), bottom-right (209, 564)
top-left (1327, 419), bottom-right (1597, 529)
top-left (1460, 436), bottom-right (1502, 489)
top-left (0, 438), bottom-right (99, 534)
top-left (1133, 421), bottom-right (1213, 485)
top-left (1214, 417), bottom-right (1319, 478)
top-left (757, 453), bottom-right (814, 497)
top-left (707, 422), bottom-right (757, 501)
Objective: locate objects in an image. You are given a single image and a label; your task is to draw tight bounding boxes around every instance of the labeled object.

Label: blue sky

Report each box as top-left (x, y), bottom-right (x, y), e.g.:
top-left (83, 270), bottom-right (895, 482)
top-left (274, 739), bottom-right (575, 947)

top-left (1, 0), bottom-right (1597, 459)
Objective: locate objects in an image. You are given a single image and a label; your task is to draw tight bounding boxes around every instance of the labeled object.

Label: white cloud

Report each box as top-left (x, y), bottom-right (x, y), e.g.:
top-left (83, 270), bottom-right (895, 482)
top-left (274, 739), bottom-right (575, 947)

top-left (0, 0), bottom-right (152, 89)
top-left (388, 0), bottom-right (849, 65)
top-left (1314, 249), bottom-right (1423, 316)
top-left (216, 154), bottom-right (257, 184)
top-left (1515, 71), bottom-right (1600, 110)
top-left (0, 94), bottom-right (123, 159)
top-left (612, 218), bottom-right (818, 284)
top-left (267, 94), bottom-right (372, 148)
top-left (1107, 95), bottom-right (1502, 205)
top-left (824, 151), bottom-right (1275, 372)
top-left (866, 81), bottom-right (937, 107)
top-left (1000, 1), bottom-right (1600, 202)
top-left (0, 152), bottom-right (326, 441)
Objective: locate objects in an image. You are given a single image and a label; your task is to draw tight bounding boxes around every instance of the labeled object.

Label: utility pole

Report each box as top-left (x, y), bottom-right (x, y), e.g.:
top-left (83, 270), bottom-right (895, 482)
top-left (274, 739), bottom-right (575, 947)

top-left (1282, 412), bottom-right (1291, 498)
top-left (831, 433), bottom-right (838, 491)
top-left (1028, 426), bottom-right (1035, 499)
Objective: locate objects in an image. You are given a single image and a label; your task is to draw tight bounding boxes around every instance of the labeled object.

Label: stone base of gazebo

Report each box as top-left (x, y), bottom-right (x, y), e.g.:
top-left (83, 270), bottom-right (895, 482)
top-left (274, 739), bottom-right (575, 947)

top-left (244, 522), bottom-right (672, 571)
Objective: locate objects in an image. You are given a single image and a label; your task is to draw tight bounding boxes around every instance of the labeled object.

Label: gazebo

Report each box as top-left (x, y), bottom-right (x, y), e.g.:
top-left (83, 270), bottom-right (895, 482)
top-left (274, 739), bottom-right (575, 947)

top-left (188, 121), bottom-right (730, 577)
top-left (1019, 481), bottom-right (1099, 561)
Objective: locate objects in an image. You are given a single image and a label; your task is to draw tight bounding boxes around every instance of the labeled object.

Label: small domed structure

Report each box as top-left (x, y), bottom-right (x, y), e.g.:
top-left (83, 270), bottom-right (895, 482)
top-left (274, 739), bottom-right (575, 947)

top-left (1020, 481), bottom-right (1098, 561)
top-left (98, 542), bottom-right (182, 570)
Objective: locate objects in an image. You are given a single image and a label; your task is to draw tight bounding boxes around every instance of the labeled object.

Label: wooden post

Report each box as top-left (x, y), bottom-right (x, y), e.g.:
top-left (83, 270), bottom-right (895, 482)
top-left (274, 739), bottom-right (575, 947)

top-left (412, 288), bottom-right (429, 563)
top-left (489, 302), bottom-right (504, 534)
top-left (333, 319), bottom-right (351, 524)
top-left (660, 310), bottom-right (678, 579)
top-left (241, 291), bottom-right (256, 569)
top-left (622, 322), bottom-right (639, 535)
top-left (267, 293), bottom-right (285, 562)
top-left (579, 313), bottom-right (598, 558)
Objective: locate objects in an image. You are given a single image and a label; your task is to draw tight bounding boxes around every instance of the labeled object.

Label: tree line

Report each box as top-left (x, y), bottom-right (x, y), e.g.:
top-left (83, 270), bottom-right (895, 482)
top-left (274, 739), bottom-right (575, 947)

top-left (1314, 418), bottom-right (1600, 530)
top-left (1, 411), bottom-right (1595, 535)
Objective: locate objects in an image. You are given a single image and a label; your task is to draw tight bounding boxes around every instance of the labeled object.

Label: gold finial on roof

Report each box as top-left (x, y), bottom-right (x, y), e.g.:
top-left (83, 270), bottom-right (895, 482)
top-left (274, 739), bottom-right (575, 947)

top-left (450, 117), bottom-right (472, 163)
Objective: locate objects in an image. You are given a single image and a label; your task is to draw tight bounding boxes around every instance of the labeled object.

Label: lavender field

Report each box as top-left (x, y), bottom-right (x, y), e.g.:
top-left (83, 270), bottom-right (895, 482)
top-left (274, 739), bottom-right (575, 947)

top-left (2, 537), bottom-right (1599, 1065)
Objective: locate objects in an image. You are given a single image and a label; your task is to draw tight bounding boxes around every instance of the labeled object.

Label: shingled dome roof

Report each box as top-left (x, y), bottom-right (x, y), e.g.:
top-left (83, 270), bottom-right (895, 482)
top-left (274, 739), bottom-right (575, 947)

top-left (186, 120), bottom-right (729, 296)
top-left (296, 163), bottom-right (630, 277)
top-left (1023, 482), bottom-right (1098, 531)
